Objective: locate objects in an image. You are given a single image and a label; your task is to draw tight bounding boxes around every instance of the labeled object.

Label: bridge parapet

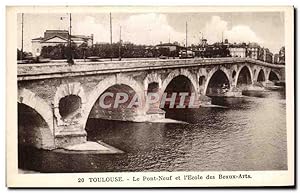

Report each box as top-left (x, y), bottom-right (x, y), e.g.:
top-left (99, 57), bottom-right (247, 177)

top-left (17, 57), bottom-right (284, 80)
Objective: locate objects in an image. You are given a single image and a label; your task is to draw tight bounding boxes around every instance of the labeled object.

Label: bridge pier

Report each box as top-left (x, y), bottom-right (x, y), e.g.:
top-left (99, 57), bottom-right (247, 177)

top-left (144, 80), bottom-right (166, 120)
top-left (145, 100), bottom-right (166, 121)
top-left (198, 94), bottom-right (212, 106)
top-left (54, 124), bottom-right (87, 148)
top-left (226, 86), bottom-right (243, 97)
top-left (206, 86), bottom-right (242, 98)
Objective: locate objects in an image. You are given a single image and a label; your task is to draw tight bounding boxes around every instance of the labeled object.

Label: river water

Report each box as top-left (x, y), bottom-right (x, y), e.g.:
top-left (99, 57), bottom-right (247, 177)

top-left (18, 90), bottom-right (287, 173)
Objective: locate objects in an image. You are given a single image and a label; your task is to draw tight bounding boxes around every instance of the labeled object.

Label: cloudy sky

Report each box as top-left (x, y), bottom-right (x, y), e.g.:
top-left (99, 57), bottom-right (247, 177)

top-left (17, 12), bottom-right (284, 53)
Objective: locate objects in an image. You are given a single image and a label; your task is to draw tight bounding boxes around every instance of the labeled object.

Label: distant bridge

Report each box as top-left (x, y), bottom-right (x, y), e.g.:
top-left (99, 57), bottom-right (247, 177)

top-left (17, 57), bottom-right (285, 149)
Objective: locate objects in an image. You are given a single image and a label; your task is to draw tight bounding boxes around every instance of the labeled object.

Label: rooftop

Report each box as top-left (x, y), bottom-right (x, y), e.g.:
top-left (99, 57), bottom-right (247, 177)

top-left (32, 30), bottom-right (93, 42)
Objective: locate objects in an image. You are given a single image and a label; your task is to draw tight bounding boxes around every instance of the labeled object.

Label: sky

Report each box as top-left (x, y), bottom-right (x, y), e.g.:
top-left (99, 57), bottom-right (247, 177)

top-left (17, 12), bottom-right (285, 53)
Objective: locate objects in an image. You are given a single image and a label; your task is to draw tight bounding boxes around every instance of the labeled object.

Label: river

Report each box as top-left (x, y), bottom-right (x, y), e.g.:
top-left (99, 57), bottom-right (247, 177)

top-left (18, 90), bottom-right (287, 172)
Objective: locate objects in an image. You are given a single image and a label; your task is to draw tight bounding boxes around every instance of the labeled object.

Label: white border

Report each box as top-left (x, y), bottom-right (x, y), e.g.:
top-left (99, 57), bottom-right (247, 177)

top-left (4, 4), bottom-right (295, 189)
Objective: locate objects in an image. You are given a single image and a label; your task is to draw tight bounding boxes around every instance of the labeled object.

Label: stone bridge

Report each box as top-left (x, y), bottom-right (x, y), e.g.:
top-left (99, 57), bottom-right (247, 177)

top-left (17, 57), bottom-right (285, 149)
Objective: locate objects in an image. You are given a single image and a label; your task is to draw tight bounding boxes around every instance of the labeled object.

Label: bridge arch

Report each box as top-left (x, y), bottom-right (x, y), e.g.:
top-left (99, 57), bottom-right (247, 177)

top-left (159, 69), bottom-right (198, 108)
top-left (83, 74), bottom-right (145, 128)
top-left (257, 69), bottom-right (266, 82)
top-left (268, 70), bottom-right (280, 81)
top-left (18, 88), bottom-right (55, 149)
top-left (235, 65), bottom-right (253, 87)
top-left (204, 66), bottom-right (231, 96)
top-left (199, 75), bottom-right (206, 86)
top-left (161, 69), bottom-right (198, 96)
top-left (54, 82), bottom-right (86, 126)
top-left (144, 72), bottom-right (162, 91)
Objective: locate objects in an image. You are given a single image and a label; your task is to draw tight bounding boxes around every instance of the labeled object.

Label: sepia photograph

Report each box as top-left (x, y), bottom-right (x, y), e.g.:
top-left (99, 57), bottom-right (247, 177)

top-left (6, 5), bottom-right (294, 187)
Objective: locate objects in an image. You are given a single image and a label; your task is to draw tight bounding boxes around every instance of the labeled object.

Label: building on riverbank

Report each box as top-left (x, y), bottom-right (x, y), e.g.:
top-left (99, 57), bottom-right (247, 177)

top-left (31, 30), bottom-right (93, 57)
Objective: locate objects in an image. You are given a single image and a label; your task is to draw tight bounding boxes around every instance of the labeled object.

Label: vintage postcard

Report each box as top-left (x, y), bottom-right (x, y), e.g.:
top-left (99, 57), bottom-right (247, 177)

top-left (6, 6), bottom-right (294, 187)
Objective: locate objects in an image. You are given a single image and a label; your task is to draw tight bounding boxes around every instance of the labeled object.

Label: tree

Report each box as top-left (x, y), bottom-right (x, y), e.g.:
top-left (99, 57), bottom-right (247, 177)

top-left (17, 49), bottom-right (31, 60)
top-left (41, 44), bottom-right (67, 59)
top-left (77, 43), bottom-right (88, 61)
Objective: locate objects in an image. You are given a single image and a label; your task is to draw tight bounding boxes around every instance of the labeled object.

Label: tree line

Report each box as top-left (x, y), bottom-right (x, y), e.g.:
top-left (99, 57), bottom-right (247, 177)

top-left (39, 42), bottom-right (160, 60)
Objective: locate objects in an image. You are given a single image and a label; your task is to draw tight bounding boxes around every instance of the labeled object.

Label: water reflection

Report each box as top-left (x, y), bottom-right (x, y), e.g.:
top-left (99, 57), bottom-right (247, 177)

top-left (19, 90), bottom-right (287, 172)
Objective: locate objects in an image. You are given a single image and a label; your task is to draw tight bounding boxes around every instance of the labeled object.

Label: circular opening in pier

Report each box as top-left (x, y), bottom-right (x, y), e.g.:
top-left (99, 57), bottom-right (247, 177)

top-left (199, 76), bottom-right (205, 86)
top-left (232, 70), bottom-right (236, 79)
top-left (59, 95), bottom-right (82, 120)
top-left (147, 82), bottom-right (159, 94)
